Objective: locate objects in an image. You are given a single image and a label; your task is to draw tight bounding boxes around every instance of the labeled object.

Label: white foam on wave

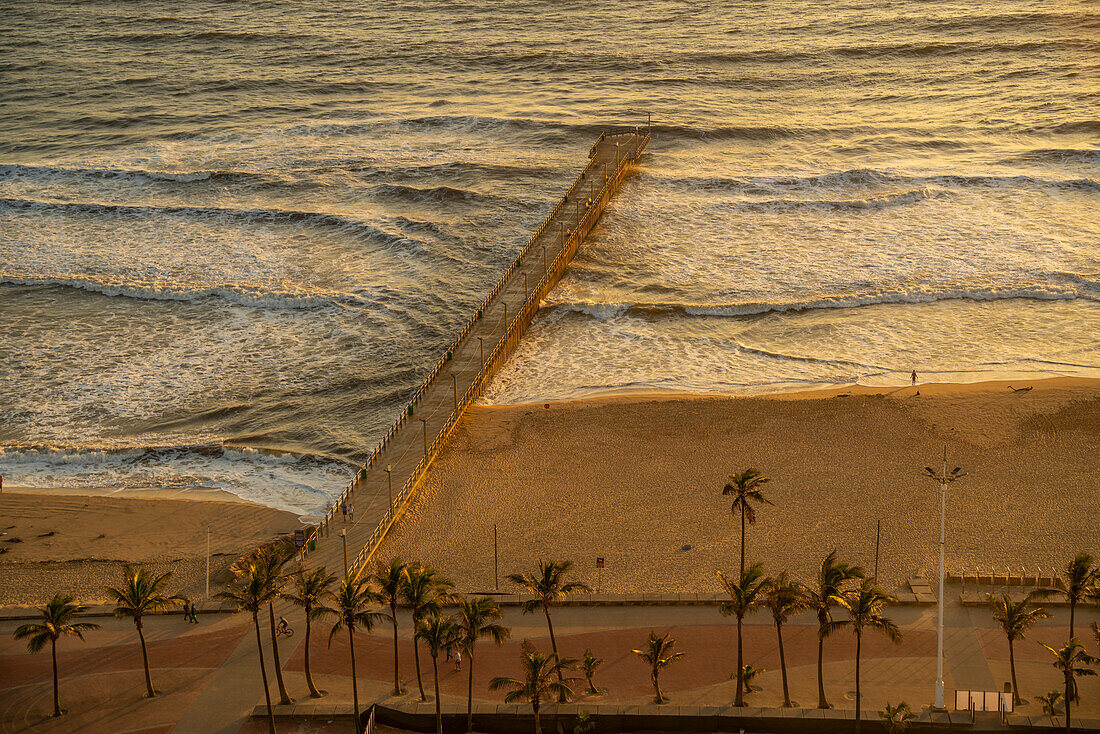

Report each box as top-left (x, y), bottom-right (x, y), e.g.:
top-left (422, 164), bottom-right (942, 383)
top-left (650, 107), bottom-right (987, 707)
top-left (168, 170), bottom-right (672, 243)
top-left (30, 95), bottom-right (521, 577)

top-left (0, 444), bottom-right (349, 515)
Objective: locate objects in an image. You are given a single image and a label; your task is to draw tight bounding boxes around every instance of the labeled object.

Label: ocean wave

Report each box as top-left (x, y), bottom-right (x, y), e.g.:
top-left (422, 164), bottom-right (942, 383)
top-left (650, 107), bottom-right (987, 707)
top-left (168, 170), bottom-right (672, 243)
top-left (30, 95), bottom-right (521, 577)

top-left (543, 286), bottom-right (1099, 320)
top-left (1008, 148), bottom-right (1100, 165)
top-left (372, 182), bottom-right (512, 205)
top-left (0, 197), bottom-right (429, 246)
top-left (669, 170), bottom-right (1100, 194)
top-left (0, 442), bottom-right (353, 468)
top-left (739, 188), bottom-right (935, 211)
top-left (0, 162), bottom-right (279, 186)
top-left (0, 274), bottom-right (372, 311)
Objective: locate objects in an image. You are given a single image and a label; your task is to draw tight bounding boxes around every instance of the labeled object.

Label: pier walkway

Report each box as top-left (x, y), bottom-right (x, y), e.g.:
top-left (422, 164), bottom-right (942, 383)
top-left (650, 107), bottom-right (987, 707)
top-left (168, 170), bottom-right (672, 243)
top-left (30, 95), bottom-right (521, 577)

top-left (303, 128), bottom-right (650, 576)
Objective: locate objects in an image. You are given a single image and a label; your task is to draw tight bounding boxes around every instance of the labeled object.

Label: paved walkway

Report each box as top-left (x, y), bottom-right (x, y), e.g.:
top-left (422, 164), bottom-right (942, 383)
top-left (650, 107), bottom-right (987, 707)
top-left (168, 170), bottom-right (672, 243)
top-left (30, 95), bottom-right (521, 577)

top-left (5, 592), bottom-right (1095, 732)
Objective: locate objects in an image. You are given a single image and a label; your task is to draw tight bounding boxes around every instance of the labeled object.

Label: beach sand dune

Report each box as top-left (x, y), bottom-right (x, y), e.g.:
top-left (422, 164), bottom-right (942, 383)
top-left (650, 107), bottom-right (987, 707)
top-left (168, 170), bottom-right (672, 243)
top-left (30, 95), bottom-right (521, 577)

top-left (377, 378), bottom-right (1099, 593)
top-left (0, 491), bottom-right (303, 606)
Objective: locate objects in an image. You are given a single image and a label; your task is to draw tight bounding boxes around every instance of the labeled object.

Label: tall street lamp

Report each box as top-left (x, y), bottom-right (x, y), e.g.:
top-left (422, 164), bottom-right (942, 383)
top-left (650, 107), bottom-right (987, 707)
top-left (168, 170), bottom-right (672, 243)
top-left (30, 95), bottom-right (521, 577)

top-left (418, 418), bottom-right (428, 457)
top-left (923, 448), bottom-right (966, 711)
top-left (340, 529), bottom-right (348, 577)
top-left (385, 464), bottom-right (393, 512)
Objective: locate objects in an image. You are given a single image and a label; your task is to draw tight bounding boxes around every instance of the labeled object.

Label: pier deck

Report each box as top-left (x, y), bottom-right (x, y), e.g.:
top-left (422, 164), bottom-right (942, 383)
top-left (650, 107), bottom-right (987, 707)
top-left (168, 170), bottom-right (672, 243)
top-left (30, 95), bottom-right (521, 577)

top-left (303, 128), bottom-right (650, 575)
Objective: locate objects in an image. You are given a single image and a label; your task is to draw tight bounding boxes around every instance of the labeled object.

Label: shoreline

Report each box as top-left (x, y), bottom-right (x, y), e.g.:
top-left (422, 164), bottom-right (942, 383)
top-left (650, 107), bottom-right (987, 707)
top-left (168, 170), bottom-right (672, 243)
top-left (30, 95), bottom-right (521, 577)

top-left (483, 374), bottom-right (1099, 409)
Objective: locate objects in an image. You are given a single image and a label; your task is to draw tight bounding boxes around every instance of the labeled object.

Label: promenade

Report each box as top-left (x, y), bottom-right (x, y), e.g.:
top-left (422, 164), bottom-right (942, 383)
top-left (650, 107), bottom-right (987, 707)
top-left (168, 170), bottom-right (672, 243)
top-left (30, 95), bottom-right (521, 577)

top-left (2, 591), bottom-right (1097, 732)
top-left (303, 129), bottom-right (650, 578)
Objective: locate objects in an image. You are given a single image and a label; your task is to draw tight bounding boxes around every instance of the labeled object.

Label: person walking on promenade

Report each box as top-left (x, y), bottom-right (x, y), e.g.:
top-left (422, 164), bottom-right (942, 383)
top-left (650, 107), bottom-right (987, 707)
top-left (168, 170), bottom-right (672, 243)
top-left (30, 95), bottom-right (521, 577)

top-left (454, 649), bottom-right (462, 672)
top-left (348, 504), bottom-right (355, 523)
top-left (341, 501), bottom-right (348, 521)
top-left (189, 602), bottom-right (199, 623)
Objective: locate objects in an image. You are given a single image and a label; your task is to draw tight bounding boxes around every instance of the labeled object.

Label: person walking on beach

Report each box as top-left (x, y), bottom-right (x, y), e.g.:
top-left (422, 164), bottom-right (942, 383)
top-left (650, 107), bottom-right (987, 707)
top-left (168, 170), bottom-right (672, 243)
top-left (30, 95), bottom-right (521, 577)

top-left (911, 370), bottom-right (917, 386)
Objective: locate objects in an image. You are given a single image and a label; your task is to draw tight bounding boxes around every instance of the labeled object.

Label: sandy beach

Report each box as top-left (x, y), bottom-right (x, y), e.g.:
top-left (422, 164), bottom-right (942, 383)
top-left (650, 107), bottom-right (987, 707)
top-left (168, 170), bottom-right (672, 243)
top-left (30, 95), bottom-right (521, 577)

top-left (0, 489), bottom-right (304, 606)
top-left (377, 377), bottom-right (1100, 593)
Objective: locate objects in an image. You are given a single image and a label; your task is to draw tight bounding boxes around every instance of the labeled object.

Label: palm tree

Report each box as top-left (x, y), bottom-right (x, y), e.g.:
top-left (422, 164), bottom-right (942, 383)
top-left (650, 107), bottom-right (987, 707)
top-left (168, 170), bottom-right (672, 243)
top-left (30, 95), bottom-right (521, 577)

top-left (1057, 553), bottom-right (1098, 637)
top-left (1036, 690), bottom-right (1063, 717)
top-left (507, 559), bottom-right (591, 701)
top-left (988, 591), bottom-right (1050, 705)
top-left (328, 574), bottom-right (384, 734)
top-left (455, 595), bottom-right (509, 732)
top-left (489, 642), bottom-right (575, 734)
top-left (417, 612), bottom-right (461, 734)
top-left (879, 701), bottom-right (915, 734)
top-left (581, 649), bottom-right (605, 695)
top-left (283, 566), bottom-right (337, 698)
top-left (104, 565), bottom-right (183, 698)
top-left (12, 594), bottom-right (99, 717)
top-left (764, 571), bottom-right (807, 707)
top-left (218, 562), bottom-right (279, 734)
top-left (803, 550), bottom-right (865, 709)
top-left (717, 563), bottom-right (768, 707)
top-left (373, 556), bottom-right (409, 695)
top-left (403, 564), bottom-right (454, 702)
top-left (822, 579), bottom-right (902, 734)
top-left (722, 468), bottom-right (772, 577)
top-left (254, 543), bottom-right (295, 706)
top-left (1039, 639), bottom-right (1099, 732)
top-left (631, 630), bottom-right (685, 704)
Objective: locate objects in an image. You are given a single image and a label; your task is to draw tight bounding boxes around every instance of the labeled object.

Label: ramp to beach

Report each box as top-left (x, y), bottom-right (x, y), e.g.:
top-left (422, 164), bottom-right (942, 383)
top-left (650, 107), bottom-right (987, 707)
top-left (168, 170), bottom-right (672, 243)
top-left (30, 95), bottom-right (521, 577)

top-left (302, 127), bottom-right (650, 574)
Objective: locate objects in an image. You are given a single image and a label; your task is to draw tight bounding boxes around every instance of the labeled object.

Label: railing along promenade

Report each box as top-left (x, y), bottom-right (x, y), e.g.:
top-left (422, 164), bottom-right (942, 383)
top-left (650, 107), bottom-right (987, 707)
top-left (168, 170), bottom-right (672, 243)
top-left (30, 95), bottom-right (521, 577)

top-left (302, 127), bottom-right (651, 576)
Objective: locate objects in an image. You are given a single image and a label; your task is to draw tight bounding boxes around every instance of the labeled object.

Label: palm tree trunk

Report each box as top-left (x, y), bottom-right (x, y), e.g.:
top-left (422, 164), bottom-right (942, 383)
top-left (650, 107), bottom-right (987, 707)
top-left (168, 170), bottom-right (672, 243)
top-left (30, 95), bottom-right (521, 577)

top-left (1008, 639), bottom-right (1019, 705)
top-left (653, 670), bottom-right (663, 704)
top-left (305, 615), bottom-right (322, 698)
top-left (391, 601), bottom-right (401, 695)
top-left (51, 638), bottom-right (61, 717)
top-left (253, 612), bottom-right (276, 734)
top-left (267, 603), bottom-right (292, 705)
top-left (854, 631), bottom-right (862, 734)
top-left (533, 699), bottom-right (541, 734)
top-left (137, 620), bottom-right (155, 697)
top-left (740, 505), bottom-right (746, 578)
top-left (432, 654), bottom-right (442, 734)
top-left (817, 616), bottom-right (829, 709)
top-left (735, 613), bottom-right (745, 707)
top-left (1069, 601), bottom-right (1075, 639)
top-left (1064, 670), bottom-right (1072, 734)
top-left (349, 624), bottom-right (361, 734)
top-left (414, 634), bottom-right (427, 701)
top-left (543, 605), bottom-right (567, 703)
top-left (467, 652), bottom-right (475, 733)
top-left (776, 620), bottom-right (791, 707)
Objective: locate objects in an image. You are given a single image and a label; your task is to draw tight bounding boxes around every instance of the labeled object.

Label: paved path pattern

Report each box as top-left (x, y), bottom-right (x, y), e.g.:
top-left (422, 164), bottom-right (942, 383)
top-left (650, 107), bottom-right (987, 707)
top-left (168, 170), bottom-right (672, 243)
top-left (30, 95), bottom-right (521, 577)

top-left (302, 129), bottom-right (651, 576)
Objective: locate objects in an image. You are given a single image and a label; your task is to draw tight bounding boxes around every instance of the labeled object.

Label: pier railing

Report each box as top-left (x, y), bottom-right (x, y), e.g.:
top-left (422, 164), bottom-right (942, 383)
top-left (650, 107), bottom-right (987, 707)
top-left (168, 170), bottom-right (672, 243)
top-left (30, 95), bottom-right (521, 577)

top-left (303, 127), bottom-right (650, 574)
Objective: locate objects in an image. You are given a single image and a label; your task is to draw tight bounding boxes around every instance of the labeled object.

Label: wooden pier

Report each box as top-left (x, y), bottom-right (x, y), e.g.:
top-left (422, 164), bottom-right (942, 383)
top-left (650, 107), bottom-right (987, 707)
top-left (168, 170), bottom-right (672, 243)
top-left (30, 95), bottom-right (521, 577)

top-left (303, 127), bottom-right (650, 575)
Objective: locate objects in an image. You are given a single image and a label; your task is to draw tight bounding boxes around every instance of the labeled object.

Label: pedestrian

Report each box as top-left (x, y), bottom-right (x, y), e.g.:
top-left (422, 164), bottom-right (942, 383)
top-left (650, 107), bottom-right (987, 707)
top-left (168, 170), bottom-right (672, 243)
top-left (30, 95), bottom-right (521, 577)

top-left (454, 649), bottom-right (462, 672)
top-left (341, 501), bottom-right (348, 521)
top-left (190, 602), bottom-right (199, 623)
top-left (182, 600), bottom-right (192, 623)
top-left (911, 370), bottom-right (917, 386)
top-left (348, 504), bottom-right (354, 522)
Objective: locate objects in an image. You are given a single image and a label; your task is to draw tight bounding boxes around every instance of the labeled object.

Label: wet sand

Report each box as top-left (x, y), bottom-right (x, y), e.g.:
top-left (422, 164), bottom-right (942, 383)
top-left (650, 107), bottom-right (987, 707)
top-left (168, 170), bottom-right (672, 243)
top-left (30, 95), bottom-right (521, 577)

top-left (377, 377), bottom-right (1100, 593)
top-left (0, 491), bottom-right (303, 606)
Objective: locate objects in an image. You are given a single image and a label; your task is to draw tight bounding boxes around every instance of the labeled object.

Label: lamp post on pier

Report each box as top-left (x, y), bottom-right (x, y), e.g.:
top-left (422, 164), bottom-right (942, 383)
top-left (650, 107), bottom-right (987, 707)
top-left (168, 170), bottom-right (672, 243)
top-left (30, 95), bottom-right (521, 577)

top-left (478, 336), bottom-right (484, 366)
top-left (923, 448), bottom-right (966, 712)
top-left (340, 529), bottom-right (348, 576)
top-left (385, 464), bottom-right (393, 512)
top-left (542, 245), bottom-right (547, 273)
top-left (523, 272), bottom-right (528, 303)
top-left (418, 418), bottom-right (427, 457)
top-left (452, 373), bottom-right (458, 411)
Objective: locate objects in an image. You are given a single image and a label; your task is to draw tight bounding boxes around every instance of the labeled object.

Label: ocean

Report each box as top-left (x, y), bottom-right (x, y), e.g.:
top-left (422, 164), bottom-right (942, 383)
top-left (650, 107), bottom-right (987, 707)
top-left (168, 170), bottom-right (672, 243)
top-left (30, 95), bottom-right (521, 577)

top-left (2, 0), bottom-right (1097, 513)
